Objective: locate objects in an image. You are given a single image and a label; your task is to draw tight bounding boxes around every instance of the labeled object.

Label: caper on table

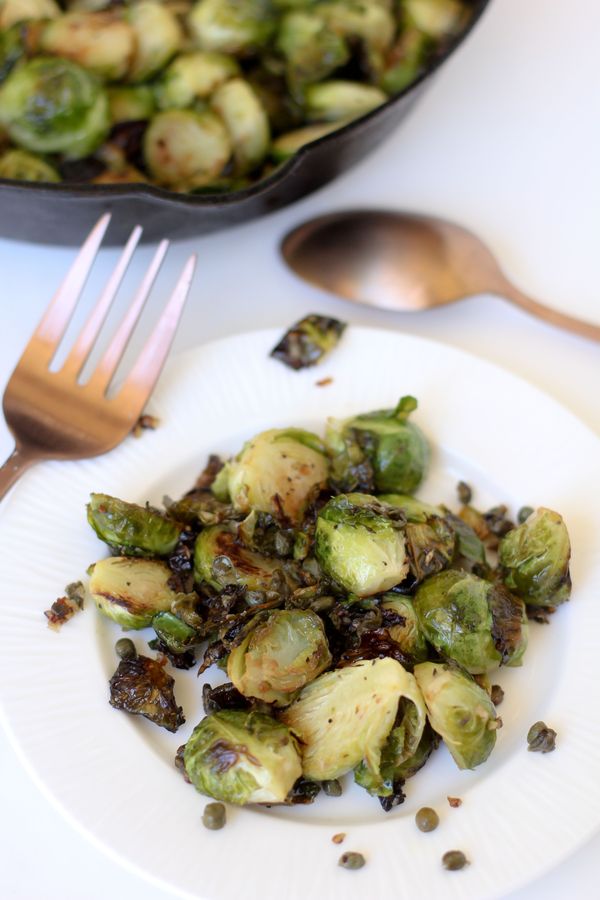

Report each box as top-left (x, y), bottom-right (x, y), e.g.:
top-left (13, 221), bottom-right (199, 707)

top-left (115, 637), bottom-right (136, 660)
top-left (442, 850), bottom-right (468, 871)
top-left (338, 851), bottom-right (366, 870)
top-left (415, 807), bottom-right (439, 832)
top-left (202, 802), bottom-right (227, 830)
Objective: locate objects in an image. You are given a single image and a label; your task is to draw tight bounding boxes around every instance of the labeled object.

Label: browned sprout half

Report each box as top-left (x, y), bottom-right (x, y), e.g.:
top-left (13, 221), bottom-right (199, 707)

top-left (109, 654), bottom-right (185, 732)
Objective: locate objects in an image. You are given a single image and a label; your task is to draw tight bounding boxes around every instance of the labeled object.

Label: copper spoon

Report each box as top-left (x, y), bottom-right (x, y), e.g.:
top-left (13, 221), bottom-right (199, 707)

top-left (281, 210), bottom-right (600, 342)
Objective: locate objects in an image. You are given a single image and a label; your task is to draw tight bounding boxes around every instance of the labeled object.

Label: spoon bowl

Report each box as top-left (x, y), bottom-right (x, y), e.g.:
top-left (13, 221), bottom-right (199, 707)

top-left (281, 210), bottom-right (600, 342)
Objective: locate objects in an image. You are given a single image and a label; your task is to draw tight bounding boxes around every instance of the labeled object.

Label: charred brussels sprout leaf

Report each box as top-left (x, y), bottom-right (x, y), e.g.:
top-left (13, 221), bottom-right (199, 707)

top-left (414, 661), bottom-right (501, 770)
top-left (152, 611), bottom-right (202, 654)
top-left (270, 314), bottom-right (346, 370)
top-left (0, 57), bottom-right (109, 159)
top-left (404, 515), bottom-right (455, 583)
top-left (109, 654), bottom-right (185, 732)
top-left (354, 671), bottom-right (426, 797)
top-left (184, 710), bottom-right (302, 804)
top-left (315, 493), bottom-right (408, 597)
top-left (216, 427), bottom-right (329, 525)
top-left (499, 507), bottom-right (571, 608)
top-left (326, 396), bottom-right (429, 495)
top-left (281, 657), bottom-right (414, 781)
top-left (89, 556), bottom-right (181, 629)
top-left (380, 594), bottom-right (428, 664)
top-left (414, 570), bottom-right (528, 673)
top-left (227, 609), bottom-right (331, 705)
top-left (87, 493), bottom-right (181, 556)
top-left (194, 523), bottom-right (295, 591)
top-left (0, 148), bottom-right (60, 181)
top-left (445, 512), bottom-right (487, 568)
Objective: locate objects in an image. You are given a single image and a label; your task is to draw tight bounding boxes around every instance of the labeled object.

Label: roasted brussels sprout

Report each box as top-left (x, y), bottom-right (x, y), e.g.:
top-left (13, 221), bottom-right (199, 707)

top-left (414, 662), bottom-right (501, 769)
top-left (210, 77), bottom-right (269, 173)
top-left (109, 654), bottom-right (185, 732)
top-left (194, 523), bottom-right (291, 591)
top-left (498, 507), bottom-right (571, 608)
top-left (155, 50), bottom-right (239, 110)
top-left (127, 1), bottom-right (182, 83)
top-left (152, 611), bottom-right (201, 654)
top-left (405, 0), bottom-right (467, 38)
top-left (281, 657), bottom-right (414, 781)
top-left (326, 396), bottom-right (429, 494)
top-left (227, 609), bottom-right (331, 705)
top-left (393, 722), bottom-right (438, 780)
top-left (143, 108), bottom-right (231, 188)
top-left (314, 493), bottom-right (408, 596)
top-left (270, 314), bottom-right (347, 370)
top-left (0, 147), bottom-right (59, 180)
top-left (304, 80), bottom-right (387, 122)
top-left (380, 27), bottom-right (429, 95)
top-left (87, 493), bottom-right (181, 556)
top-left (318, 1), bottom-right (395, 74)
top-left (271, 120), bottom-right (346, 161)
top-left (276, 10), bottom-right (349, 97)
top-left (214, 428), bottom-right (328, 526)
top-left (354, 667), bottom-right (426, 796)
top-left (0, 57), bottom-right (109, 158)
top-left (380, 594), bottom-right (428, 664)
top-left (414, 570), bottom-right (528, 673)
top-left (107, 85), bottom-right (155, 125)
top-left (40, 10), bottom-right (135, 80)
top-left (184, 710), bottom-right (302, 804)
top-left (188, 0), bottom-right (276, 55)
top-left (0, 23), bottom-right (24, 84)
top-left (0, 0), bottom-right (59, 29)
top-left (89, 556), bottom-right (181, 628)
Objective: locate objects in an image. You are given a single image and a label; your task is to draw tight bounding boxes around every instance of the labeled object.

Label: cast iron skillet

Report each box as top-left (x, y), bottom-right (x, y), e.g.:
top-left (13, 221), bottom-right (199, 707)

top-left (0, 0), bottom-right (490, 246)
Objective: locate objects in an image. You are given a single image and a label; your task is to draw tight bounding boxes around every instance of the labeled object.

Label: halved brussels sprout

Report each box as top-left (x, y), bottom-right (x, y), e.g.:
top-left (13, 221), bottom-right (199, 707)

top-left (194, 523), bottom-right (291, 591)
top-left (0, 0), bottom-right (59, 29)
top-left (227, 609), bottom-right (331, 705)
top-left (214, 428), bottom-right (329, 526)
top-left (380, 593), bottom-right (428, 664)
top-left (210, 77), bottom-right (269, 173)
top-left (107, 85), bottom-right (155, 125)
top-left (276, 10), bottom-right (349, 97)
top-left (40, 10), bottom-right (135, 80)
top-left (304, 80), bottom-right (387, 122)
top-left (414, 570), bottom-right (528, 673)
top-left (87, 493), bottom-right (181, 556)
top-left (0, 57), bottom-right (109, 158)
top-left (271, 121), bottom-right (345, 161)
top-left (127, 1), bottom-right (182, 83)
top-left (414, 661), bottom-right (501, 769)
top-left (404, 0), bottom-right (467, 39)
top-left (188, 0), bottom-right (276, 56)
top-left (143, 108), bottom-right (231, 188)
top-left (318, 2), bottom-right (395, 65)
top-left (89, 556), bottom-right (180, 628)
top-left (155, 51), bottom-right (239, 110)
top-left (0, 148), bottom-right (59, 181)
top-left (354, 668), bottom-right (426, 796)
top-left (498, 507), bottom-right (571, 608)
top-left (314, 493), bottom-right (408, 597)
top-left (281, 657), bottom-right (414, 781)
top-left (326, 396), bottom-right (429, 494)
top-left (184, 710), bottom-right (302, 804)
top-left (380, 28), bottom-right (429, 95)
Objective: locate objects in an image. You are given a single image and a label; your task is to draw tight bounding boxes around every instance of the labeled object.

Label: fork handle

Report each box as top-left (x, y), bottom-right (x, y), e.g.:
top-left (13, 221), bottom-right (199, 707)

top-left (0, 446), bottom-right (36, 501)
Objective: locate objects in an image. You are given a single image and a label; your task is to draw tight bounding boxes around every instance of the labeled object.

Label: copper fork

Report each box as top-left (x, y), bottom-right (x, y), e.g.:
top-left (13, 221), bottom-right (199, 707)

top-left (0, 214), bottom-right (197, 501)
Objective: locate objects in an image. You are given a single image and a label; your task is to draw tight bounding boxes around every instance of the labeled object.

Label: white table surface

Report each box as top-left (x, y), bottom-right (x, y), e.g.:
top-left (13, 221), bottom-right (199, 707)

top-left (1, 0), bottom-right (599, 897)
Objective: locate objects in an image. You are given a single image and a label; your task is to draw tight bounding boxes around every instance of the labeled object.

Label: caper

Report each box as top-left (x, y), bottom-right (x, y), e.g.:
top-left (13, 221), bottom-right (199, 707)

top-left (202, 802), bottom-right (227, 830)
top-left (442, 850), bottom-right (468, 870)
top-left (491, 684), bottom-right (504, 706)
top-left (457, 481), bottom-right (472, 505)
top-left (415, 807), bottom-right (439, 832)
top-left (322, 779), bottom-right (342, 797)
top-left (115, 637), bottom-right (136, 660)
top-left (527, 721), bottom-right (557, 753)
top-left (517, 505), bottom-right (534, 524)
top-left (338, 851), bottom-right (365, 870)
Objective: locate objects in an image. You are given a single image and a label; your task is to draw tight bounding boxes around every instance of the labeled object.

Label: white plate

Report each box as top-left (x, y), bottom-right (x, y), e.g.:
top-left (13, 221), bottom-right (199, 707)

top-left (1, 327), bottom-right (600, 900)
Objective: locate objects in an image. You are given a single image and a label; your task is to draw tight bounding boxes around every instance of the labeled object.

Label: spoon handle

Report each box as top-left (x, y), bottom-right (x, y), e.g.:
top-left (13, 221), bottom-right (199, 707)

top-left (495, 279), bottom-right (600, 343)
